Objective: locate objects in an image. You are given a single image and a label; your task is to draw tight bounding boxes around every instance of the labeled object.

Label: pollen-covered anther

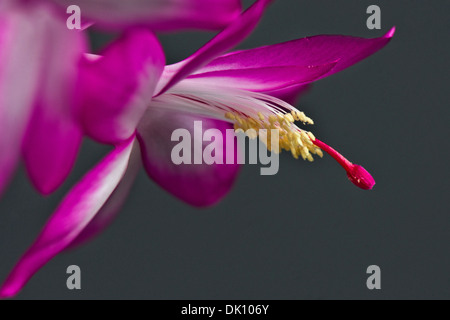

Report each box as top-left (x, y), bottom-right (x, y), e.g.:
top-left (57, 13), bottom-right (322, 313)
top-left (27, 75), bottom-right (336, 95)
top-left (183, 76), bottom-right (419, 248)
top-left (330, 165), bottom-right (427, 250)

top-left (291, 110), bottom-right (314, 125)
top-left (225, 111), bottom-right (322, 162)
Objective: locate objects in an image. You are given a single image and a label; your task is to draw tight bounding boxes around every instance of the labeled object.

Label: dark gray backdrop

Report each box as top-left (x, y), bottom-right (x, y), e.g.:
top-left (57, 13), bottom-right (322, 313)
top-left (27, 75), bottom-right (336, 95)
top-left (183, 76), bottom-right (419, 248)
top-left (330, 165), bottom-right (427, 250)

top-left (1, 0), bottom-right (449, 299)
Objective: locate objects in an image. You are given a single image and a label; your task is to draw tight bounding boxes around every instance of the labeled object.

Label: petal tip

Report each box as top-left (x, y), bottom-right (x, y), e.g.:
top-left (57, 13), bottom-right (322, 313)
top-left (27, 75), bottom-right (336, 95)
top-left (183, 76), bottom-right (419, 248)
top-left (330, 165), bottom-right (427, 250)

top-left (385, 26), bottom-right (396, 39)
top-left (29, 178), bottom-right (61, 196)
top-left (0, 285), bottom-right (17, 299)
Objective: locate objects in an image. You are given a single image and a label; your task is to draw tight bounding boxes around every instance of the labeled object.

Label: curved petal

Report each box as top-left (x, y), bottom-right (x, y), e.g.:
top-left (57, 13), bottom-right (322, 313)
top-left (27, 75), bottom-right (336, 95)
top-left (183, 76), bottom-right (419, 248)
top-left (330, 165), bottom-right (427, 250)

top-left (137, 108), bottom-right (240, 207)
top-left (68, 143), bottom-right (141, 249)
top-left (0, 138), bottom-right (135, 298)
top-left (47, 0), bottom-right (241, 31)
top-left (23, 114), bottom-right (82, 195)
top-left (22, 14), bottom-right (87, 195)
top-left (264, 84), bottom-right (311, 105)
top-left (0, 5), bottom-right (49, 195)
top-left (156, 0), bottom-right (273, 96)
top-left (80, 29), bottom-right (165, 144)
top-left (182, 63), bottom-right (336, 93)
top-left (189, 28), bottom-right (396, 92)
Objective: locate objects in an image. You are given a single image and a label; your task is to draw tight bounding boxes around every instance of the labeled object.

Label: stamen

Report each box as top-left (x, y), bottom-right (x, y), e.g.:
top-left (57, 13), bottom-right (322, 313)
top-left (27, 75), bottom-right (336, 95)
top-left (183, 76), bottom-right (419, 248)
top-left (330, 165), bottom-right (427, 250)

top-left (312, 139), bottom-right (376, 190)
top-left (225, 111), bottom-right (321, 162)
top-left (158, 85), bottom-right (374, 190)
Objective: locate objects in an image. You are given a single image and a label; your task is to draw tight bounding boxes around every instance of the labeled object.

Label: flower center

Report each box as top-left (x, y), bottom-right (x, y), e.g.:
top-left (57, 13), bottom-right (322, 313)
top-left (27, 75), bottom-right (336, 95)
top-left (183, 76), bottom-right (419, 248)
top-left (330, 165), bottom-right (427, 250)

top-left (159, 85), bottom-right (375, 190)
top-left (226, 111), bottom-right (375, 189)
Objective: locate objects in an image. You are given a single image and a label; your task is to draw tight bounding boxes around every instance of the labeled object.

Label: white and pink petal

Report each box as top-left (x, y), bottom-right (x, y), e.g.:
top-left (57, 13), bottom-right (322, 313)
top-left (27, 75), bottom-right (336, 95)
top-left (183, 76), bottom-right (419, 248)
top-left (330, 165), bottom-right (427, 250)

top-left (22, 12), bottom-right (87, 195)
top-left (137, 108), bottom-right (240, 207)
top-left (189, 28), bottom-right (396, 92)
top-left (182, 63), bottom-right (335, 93)
top-left (0, 137), bottom-right (137, 298)
top-left (0, 4), bottom-right (55, 195)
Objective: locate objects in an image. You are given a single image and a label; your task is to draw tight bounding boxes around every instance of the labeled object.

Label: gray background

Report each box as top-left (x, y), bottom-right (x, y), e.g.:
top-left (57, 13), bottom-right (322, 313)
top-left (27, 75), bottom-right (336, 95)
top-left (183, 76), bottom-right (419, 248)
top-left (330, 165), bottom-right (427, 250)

top-left (1, 0), bottom-right (449, 299)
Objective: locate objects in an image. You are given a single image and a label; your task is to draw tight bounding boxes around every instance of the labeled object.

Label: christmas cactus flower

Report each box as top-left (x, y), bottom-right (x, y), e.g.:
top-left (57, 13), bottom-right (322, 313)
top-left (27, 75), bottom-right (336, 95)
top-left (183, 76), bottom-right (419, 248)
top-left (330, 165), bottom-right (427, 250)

top-left (0, 0), bottom-right (394, 297)
top-left (0, 0), bottom-right (241, 196)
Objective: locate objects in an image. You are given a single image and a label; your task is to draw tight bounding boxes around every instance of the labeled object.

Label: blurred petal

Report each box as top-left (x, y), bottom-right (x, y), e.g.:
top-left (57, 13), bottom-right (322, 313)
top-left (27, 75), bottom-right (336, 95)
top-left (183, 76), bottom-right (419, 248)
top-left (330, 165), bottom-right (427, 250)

top-left (47, 0), bottom-right (241, 31)
top-left (137, 108), bottom-right (240, 207)
top-left (80, 29), bottom-right (165, 144)
top-left (0, 5), bottom-right (52, 195)
top-left (23, 113), bottom-right (82, 195)
top-left (156, 0), bottom-right (273, 95)
top-left (22, 17), bottom-right (87, 195)
top-left (190, 28), bottom-right (396, 90)
top-left (0, 138), bottom-right (135, 298)
top-left (68, 143), bottom-right (141, 249)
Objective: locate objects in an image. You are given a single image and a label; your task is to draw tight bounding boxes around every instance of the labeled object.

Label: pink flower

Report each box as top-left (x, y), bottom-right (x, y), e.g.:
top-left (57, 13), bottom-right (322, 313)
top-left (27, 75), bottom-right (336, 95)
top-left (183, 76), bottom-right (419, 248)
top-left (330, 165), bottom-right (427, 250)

top-left (0, 0), bottom-right (241, 196)
top-left (0, 0), bottom-right (394, 297)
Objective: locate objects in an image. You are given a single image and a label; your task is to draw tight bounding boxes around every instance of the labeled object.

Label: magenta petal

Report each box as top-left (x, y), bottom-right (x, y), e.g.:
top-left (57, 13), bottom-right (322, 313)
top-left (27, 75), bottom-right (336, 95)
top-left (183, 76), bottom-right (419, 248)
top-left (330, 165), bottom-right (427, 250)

top-left (137, 109), bottom-right (240, 207)
top-left (23, 114), bottom-right (82, 195)
top-left (47, 0), bottom-right (241, 31)
top-left (0, 6), bottom-right (50, 195)
top-left (156, 0), bottom-right (273, 95)
top-left (183, 63), bottom-right (336, 92)
top-left (0, 138), bottom-right (135, 298)
top-left (22, 17), bottom-right (86, 195)
top-left (68, 144), bottom-right (141, 249)
top-left (80, 29), bottom-right (165, 144)
top-left (191, 28), bottom-right (396, 89)
top-left (264, 84), bottom-right (312, 105)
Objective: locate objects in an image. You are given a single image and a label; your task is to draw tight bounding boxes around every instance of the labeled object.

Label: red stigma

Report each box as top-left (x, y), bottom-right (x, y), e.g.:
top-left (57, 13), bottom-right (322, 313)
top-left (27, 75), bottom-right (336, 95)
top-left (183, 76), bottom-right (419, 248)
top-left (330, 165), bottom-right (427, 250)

top-left (312, 138), bottom-right (375, 190)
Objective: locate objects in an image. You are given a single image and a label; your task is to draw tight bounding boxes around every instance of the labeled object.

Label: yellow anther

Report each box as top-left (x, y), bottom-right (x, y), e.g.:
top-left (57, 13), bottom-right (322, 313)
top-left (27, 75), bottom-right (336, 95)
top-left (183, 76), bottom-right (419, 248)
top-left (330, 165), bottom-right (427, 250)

top-left (262, 122), bottom-right (271, 130)
top-left (281, 122), bottom-right (292, 132)
top-left (285, 113), bottom-right (295, 123)
top-left (315, 148), bottom-right (324, 158)
top-left (290, 146), bottom-right (299, 159)
top-left (300, 147), bottom-right (308, 160)
top-left (225, 112), bottom-right (235, 120)
top-left (268, 115), bottom-right (277, 124)
top-left (247, 118), bottom-right (258, 128)
top-left (226, 110), bottom-right (321, 163)
top-left (258, 112), bottom-right (265, 121)
top-left (300, 131), bottom-right (310, 142)
top-left (287, 131), bottom-right (296, 142)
